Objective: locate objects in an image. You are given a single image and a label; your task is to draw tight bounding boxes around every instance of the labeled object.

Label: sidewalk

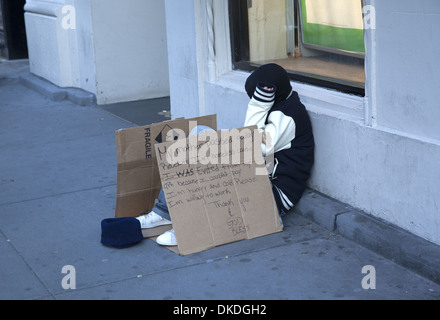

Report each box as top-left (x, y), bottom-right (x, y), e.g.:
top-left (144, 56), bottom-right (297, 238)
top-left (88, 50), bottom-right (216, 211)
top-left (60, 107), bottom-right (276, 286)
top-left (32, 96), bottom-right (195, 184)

top-left (1, 59), bottom-right (440, 301)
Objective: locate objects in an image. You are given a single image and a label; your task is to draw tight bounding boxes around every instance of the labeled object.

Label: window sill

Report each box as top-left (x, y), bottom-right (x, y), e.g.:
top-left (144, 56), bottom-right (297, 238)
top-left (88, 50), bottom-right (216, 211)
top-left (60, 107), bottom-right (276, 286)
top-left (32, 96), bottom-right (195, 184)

top-left (213, 70), bottom-right (365, 123)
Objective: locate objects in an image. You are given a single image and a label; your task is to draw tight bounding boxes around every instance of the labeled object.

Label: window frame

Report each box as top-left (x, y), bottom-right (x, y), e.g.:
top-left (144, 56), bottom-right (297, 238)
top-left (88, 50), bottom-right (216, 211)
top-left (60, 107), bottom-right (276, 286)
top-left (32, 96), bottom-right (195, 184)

top-left (228, 0), bottom-right (366, 97)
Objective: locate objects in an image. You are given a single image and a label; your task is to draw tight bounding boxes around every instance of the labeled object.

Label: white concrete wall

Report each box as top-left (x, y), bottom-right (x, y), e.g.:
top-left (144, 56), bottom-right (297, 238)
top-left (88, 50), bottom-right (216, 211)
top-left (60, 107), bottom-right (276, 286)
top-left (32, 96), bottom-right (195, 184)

top-left (307, 110), bottom-right (440, 244)
top-left (24, 0), bottom-right (169, 104)
top-left (352, 0), bottom-right (440, 243)
top-left (164, 0), bottom-right (201, 119)
top-left (374, 0), bottom-right (440, 141)
top-left (24, 0), bottom-right (82, 88)
top-left (90, 0), bottom-right (170, 104)
top-left (70, 0), bottom-right (95, 94)
top-left (164, 0), bottom-right (440, 245)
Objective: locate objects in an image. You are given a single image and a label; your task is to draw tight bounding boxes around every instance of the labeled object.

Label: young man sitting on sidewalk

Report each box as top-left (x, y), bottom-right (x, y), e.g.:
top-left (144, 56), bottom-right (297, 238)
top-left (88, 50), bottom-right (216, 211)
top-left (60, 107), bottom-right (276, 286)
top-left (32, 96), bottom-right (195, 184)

top-left (138, 63), bottom-right (315, 246)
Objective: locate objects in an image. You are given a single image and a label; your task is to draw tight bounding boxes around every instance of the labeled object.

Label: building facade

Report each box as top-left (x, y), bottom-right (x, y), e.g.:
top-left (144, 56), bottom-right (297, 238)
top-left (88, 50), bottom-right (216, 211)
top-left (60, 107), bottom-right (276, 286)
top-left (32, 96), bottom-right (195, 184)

top-left (23, 0), bottom-right (440, 246)
top-left (24, 0), bottom-right (169, 104)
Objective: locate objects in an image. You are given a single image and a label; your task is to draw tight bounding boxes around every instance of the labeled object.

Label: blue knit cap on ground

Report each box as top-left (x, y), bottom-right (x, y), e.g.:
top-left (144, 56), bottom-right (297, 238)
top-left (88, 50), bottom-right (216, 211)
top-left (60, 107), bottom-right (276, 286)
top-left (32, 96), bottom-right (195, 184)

top-left (101, 217), bottom-right (143, 249)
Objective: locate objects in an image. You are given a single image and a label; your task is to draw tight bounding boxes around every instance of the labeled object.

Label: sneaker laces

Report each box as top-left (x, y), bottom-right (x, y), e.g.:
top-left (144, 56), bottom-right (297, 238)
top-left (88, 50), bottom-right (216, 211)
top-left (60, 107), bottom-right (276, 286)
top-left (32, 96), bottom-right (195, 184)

top-left (139, 211), bottom-right (158, 221)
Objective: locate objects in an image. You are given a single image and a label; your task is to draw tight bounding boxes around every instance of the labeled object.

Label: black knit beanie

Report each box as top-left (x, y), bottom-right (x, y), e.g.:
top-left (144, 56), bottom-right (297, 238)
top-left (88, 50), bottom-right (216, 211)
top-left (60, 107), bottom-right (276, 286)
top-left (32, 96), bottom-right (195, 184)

top-left (245, 63), bottom-right (292, 104)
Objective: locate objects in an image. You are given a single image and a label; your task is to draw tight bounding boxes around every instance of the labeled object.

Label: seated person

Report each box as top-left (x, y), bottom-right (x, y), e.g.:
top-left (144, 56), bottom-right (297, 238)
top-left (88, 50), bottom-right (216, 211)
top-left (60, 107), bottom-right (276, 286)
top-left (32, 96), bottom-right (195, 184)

top-left (138, 64), bottom-right (315, 246)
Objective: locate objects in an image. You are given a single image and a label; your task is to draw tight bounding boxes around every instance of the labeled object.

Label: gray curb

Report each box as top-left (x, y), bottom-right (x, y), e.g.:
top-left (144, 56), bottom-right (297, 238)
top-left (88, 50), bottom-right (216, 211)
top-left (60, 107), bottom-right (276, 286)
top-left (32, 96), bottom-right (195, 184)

top-left (19, 72), bottom-right (96, 107)
top-left (295, 189), bottom-right (440, 285)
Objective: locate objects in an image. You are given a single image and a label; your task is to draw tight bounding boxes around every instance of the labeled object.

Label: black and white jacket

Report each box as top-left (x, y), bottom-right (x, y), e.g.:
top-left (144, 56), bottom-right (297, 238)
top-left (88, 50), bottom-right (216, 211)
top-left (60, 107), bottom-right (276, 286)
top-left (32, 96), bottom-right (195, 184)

top-left (245, 83), bottom-right (315, 213)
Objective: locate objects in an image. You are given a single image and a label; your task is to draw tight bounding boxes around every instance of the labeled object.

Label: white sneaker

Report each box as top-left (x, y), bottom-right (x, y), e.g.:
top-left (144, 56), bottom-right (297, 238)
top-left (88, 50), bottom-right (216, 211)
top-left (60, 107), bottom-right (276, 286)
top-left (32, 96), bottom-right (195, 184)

top-left (136, 211), bottom-right (172, 229)
top-left (156, 229), bottom-right (177, 246)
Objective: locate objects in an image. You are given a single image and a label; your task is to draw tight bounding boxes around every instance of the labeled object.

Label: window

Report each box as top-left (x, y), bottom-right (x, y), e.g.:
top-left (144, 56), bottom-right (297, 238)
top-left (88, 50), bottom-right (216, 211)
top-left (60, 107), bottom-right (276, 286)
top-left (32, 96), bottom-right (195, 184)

top-left (229, 0), bottom-right (366, 96)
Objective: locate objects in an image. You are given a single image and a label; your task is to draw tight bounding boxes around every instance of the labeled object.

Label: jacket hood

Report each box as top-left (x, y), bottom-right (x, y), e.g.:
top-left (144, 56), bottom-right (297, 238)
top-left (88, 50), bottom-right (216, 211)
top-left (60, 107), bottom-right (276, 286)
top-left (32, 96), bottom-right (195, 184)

top-left (245, 63), bottom-right (292, 104)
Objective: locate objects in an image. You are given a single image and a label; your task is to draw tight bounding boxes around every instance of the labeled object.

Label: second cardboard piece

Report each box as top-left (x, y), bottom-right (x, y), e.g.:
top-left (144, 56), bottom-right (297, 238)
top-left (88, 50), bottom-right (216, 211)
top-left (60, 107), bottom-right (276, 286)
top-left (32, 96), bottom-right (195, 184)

top-left (114, 115), bottom-right (217, 238)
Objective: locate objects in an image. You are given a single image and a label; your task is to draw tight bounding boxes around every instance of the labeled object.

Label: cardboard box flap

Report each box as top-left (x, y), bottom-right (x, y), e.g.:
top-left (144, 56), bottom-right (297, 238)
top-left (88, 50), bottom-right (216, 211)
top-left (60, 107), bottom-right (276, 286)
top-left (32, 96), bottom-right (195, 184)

top-left (114, 114), bottom-right (217, 218)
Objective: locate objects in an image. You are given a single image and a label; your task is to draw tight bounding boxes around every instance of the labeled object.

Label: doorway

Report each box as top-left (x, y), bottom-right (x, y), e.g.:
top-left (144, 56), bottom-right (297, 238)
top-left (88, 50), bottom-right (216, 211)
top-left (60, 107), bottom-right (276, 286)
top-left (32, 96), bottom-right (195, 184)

top-left (0, 0), bottom-right (28, 60)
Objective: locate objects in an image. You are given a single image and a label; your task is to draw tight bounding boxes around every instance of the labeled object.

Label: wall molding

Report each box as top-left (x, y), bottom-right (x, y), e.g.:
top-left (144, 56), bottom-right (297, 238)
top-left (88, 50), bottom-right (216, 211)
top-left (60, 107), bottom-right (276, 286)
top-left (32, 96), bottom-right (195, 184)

top-left (24, 1), bottom-right (64, 17)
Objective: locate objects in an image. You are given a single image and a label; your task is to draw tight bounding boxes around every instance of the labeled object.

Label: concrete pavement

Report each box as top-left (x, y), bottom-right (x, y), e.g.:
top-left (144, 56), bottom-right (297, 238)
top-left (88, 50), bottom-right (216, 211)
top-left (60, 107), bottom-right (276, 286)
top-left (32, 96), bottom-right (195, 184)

top-left (1, 59), bottom-right (440, 302)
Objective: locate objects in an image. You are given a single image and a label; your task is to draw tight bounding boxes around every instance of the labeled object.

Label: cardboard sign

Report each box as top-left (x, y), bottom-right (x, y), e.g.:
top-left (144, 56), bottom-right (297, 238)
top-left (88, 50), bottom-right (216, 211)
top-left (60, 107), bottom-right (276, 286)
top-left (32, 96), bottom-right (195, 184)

top-left (154, 126), bottom-right (283, 255)
top-left (114, 115), bottom-right (217, 222)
